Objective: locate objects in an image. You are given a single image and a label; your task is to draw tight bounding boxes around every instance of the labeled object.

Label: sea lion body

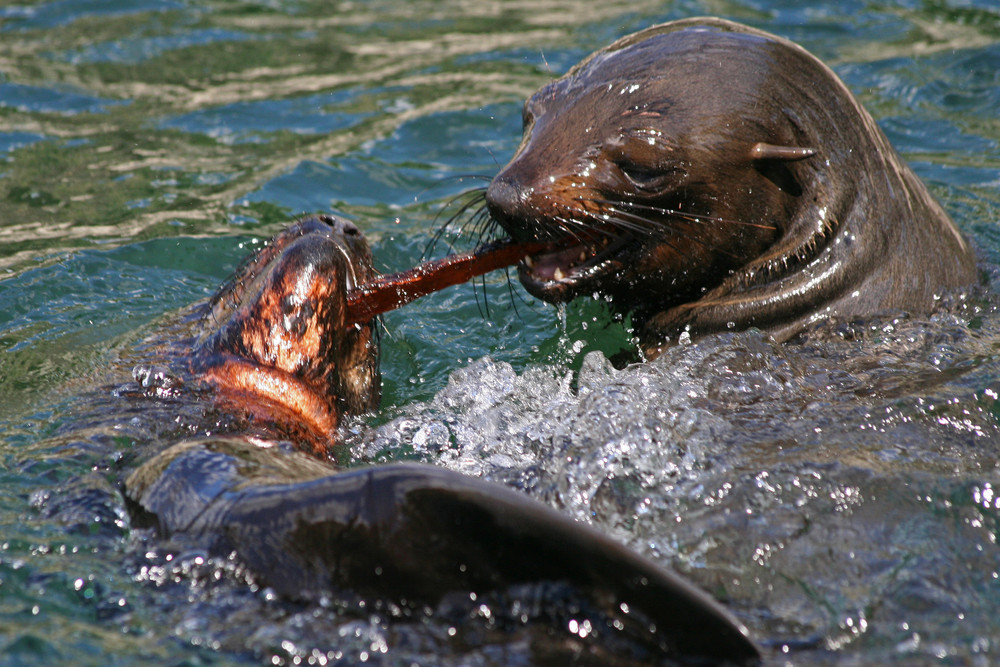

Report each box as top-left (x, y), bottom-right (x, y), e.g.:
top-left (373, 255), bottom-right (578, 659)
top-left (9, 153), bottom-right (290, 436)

top-left (485, 18), bottom-right (976, 356)
top-left (97, 214), bottom-right (760, 664)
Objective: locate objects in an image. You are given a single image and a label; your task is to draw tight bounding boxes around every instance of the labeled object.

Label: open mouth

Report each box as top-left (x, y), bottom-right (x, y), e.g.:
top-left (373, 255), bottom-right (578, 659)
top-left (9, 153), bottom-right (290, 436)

top-left (518, 234), bottom-right (630, 295)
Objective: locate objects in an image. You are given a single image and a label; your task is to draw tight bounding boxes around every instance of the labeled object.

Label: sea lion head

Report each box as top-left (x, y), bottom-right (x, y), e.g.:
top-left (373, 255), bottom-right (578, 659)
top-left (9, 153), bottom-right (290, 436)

top-left (485, 18), bottom-right (974, 352)
top-left (485, 20), bottom-right (827, 324)
top-left (194, 214), bottom-right (379, 455)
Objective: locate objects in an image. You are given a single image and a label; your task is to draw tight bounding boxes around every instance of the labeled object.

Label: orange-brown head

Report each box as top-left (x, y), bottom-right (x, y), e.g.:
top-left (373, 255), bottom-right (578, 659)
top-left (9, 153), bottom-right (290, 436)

top-left (194, 214), bottom-right (379, 457)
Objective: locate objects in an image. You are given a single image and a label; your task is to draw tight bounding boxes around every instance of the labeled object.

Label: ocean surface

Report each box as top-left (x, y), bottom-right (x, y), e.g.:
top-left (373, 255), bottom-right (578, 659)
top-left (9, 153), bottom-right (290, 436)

top-left (2, 0), bottom-right (1000, 665)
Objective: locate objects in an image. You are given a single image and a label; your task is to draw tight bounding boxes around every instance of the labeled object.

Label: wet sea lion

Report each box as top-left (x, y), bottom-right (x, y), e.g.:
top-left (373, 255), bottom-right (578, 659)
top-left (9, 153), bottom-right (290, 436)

top-left (484, 17), bottom-right (977, 357)
top-left (104, 214), bottom-right (760, 664)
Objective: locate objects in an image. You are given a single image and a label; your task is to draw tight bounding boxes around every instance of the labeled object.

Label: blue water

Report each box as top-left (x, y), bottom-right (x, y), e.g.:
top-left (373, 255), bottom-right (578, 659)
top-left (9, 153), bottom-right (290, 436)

top-left (2, 1), bottom-right (1000, 665)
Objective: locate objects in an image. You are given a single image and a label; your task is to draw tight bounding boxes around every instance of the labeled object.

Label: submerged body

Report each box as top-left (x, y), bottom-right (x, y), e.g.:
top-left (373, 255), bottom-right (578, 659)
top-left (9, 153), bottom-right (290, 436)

top-left (485, 17), bottom-right (976, 357)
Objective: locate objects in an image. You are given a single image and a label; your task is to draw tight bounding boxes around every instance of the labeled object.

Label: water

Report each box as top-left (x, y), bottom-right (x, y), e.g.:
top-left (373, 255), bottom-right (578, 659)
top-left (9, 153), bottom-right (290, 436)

top-left (2, 0), bottom-right (1000, 664)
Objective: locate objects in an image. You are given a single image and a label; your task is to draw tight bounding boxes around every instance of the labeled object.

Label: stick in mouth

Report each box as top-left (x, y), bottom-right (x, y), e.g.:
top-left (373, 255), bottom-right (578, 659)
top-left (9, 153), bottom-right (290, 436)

top-left (345, 238), bottom-right (560, 324)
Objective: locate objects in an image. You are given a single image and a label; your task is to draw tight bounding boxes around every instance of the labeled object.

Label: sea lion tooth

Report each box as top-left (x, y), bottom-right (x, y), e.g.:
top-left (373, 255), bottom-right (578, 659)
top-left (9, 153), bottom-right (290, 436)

top-left (553, 267), bottom-right (565, 281)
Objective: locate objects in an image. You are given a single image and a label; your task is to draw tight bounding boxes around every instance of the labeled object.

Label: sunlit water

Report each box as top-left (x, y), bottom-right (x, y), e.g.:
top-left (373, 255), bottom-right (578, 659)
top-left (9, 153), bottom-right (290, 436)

top-left (2, 1), bottom-right (1000, 665)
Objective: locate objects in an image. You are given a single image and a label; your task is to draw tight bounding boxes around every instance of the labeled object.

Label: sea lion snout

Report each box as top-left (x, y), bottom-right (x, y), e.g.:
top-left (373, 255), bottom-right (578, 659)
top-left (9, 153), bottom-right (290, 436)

top-left (317, 213), bottom-right (361, 238)
top-left (484, 174), bottom-right (544, 242)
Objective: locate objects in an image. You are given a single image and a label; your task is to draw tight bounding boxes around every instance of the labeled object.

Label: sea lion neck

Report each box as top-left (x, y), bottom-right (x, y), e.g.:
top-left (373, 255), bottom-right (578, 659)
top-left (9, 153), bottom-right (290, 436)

top-left (193, 215), bottom-right (379, 455)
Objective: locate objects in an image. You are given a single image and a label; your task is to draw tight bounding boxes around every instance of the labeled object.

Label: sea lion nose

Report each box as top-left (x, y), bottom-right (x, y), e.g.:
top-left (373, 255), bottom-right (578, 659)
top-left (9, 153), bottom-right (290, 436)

top-left (486, 176), bottom-right (534, 232)
top-left (318, 214), bottom-right (360, 237)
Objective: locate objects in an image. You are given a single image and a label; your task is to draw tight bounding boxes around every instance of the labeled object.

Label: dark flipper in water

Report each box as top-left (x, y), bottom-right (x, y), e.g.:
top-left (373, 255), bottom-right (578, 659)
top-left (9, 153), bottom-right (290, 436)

top-left (125, 438), bottom-right (760, 665)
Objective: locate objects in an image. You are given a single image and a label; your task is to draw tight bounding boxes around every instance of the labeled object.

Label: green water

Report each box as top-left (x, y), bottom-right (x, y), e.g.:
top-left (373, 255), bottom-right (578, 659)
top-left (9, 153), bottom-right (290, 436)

top-left (2, 1), bottom-right (1000, 665)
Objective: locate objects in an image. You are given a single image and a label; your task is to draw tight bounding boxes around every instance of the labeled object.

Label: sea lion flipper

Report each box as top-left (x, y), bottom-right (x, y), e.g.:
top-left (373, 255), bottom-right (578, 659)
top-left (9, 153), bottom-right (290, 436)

top-left (749, 142), bottom-right (816, 161)
top-left (127, 442), bottom-right (760, 665)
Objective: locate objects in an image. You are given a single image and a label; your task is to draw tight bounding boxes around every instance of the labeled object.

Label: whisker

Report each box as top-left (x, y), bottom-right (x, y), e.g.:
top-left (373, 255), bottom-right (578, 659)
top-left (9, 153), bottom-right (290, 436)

top-left (550, 206), bottom-right (664, 242)
top-left (477, 272), bottom-right (491, 319)
top-left (604, 208), bottom-right (740, 258)
top-left (504, 265), bottom-right (526, 317)
top-left (572, 212), bottom-right (655, 238)
top-left (548, 215), bottom-right (608, 246)
top-left (423, 185), bottom-right (535, 318)
top-left (587, 197), bottom-right (776, 230)
top-left (547, 202), bottom-right (739, 259)
top-left (425, 187), bottom-right (490, 258)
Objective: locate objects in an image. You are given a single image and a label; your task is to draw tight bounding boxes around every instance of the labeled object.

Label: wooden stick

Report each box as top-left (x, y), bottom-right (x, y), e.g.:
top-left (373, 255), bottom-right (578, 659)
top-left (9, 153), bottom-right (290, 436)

top-left (346, 239), bottom-right (552, 324)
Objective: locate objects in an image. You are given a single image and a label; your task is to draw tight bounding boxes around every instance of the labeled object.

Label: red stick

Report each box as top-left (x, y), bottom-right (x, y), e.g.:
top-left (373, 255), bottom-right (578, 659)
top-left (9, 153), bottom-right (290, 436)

top-left (346, 239), bottom-right (551, 324)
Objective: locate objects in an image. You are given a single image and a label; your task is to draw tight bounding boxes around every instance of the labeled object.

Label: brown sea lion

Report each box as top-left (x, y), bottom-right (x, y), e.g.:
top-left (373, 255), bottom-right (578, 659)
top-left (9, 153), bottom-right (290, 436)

top-left (111, 213), bottom-right (760, 664)
top-left (484, 17), bottom-right (977, 357)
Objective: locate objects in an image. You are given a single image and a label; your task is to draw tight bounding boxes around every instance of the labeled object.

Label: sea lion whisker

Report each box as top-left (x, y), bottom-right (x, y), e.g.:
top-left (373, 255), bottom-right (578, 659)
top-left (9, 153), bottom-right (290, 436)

top-left (551, 201), bottom-right (675, 242)
top-left (441, 173), bottom-right (493, 183)
top-left (426, 187), bottom-right (489, 258)
top-left (427, 211), bottom-right (477, 256)
top-left (671, 211), bottom-right (775, 231)
top-left (557, 207), bottom-right (669, 246)
top-left (587, 198), bottom-right (776, 231)
top-left (475, 210), bottom-right (502, 248)
top-left (591, 207), bottom-right (740, 259)
top-left (641, 206), bottom-right (775, 231)
top-left (503, 265), bottom-right (527, 315)
top-left (581, 212), bottom-right (658, 239)
top-left (577, 201), bottom-right (724, 246)
top-left (549, 215), bottom-right (609, 247)
top-left (435, 202), bottom-right (499, 265)
top-left (330, 241), bottom-right (361, 291)
top-left (473, 272), bottom-right (492, 319)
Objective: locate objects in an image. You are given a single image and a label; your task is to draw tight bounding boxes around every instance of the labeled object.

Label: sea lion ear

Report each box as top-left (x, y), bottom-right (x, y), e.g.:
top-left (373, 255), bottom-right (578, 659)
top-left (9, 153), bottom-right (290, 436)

top-left (749, 142), bottom-right (816, 161)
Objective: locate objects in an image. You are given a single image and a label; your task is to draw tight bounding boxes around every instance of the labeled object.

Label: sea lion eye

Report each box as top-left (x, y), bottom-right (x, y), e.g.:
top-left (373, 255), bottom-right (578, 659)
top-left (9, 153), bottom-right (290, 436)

top-left (609, 132), bottom-right (678, 193)
top-left (618, 162), bottom-right (671, 192)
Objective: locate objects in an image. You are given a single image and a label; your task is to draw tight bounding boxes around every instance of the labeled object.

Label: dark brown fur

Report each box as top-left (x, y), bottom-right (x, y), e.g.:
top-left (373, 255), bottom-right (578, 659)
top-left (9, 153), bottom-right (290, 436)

top-left (486, 18), bottom-right (976, 358)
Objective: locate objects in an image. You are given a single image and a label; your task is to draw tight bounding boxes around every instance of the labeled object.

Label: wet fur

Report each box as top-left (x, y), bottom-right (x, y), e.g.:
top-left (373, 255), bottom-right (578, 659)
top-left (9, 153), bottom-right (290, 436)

top-left (192, 214), bottom-right (379, 456)
top-left (478, 18), bottom-right (976, 357)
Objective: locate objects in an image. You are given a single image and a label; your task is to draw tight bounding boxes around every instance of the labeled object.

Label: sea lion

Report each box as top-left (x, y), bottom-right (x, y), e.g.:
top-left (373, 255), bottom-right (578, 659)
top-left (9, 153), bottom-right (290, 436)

top-left (188, 213), bottom-right (380, 457)
top-left (103, 213), bottom-right (760, 664)
top-left (484, 17), bottom-right (977, 357)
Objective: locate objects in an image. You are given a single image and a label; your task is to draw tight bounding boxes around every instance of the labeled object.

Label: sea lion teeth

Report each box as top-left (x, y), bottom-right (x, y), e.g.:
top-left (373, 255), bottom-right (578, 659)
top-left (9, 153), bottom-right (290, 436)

top-left (484, 17), bottom-right (975, 355)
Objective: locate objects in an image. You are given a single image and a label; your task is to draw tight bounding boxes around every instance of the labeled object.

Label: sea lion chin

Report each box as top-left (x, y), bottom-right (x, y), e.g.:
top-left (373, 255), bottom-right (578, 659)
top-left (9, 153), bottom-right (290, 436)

top-left (485, 17), bottom-right (977, 357)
